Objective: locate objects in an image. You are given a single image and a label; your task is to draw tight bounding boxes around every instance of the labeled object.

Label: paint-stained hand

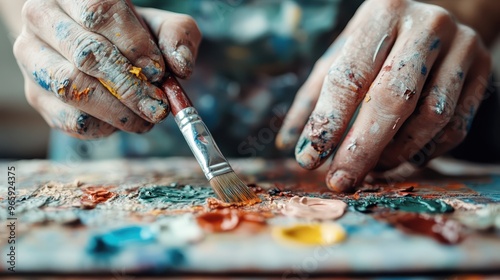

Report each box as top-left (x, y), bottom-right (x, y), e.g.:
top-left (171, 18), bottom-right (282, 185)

top-left (13, 0), bottom-right (201, 139)
top-left (276, 0), bottom-right (492, 192)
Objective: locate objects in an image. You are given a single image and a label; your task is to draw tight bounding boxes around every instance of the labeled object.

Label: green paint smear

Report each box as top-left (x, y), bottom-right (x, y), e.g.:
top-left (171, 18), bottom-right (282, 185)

top-left (139, 185), bottom-right (215, 204)
top-left (347, 196), bottom-right (454, 214)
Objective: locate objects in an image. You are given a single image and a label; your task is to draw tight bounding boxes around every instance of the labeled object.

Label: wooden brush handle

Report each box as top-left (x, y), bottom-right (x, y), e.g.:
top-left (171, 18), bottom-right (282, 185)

top-left (161, 75), bottom-right (194, 116)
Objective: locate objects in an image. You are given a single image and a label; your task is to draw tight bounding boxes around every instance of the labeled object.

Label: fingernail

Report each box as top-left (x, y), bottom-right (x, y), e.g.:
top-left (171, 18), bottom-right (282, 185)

top-left (138, 99), bottom-right (169, 123)
top-left (171, 45), bottom-right (194, 77)
top-left (136, 57), bottom-right (163, 82)
top-left (327, 170), bottom-right (355, 193)
top-left (276, 128), bottom-right (299, 150)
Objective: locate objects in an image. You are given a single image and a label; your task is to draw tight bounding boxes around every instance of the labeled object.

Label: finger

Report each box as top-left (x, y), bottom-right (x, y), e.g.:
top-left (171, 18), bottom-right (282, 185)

top-left (56, 0), bottom-right (165, 82)
top-left (277, 1), bottom-right (394, 151)
top-left (407, 47), bottom-right (492, 167)
top-left (276, 36), bottom-right (346, 150)
top-left (377, 25), bottom-right (478, 170)
top-left (22, 0), bottom-right (169, 123)
top-left (326, 5), bottom-right (455, 192)
top-left (294, 0), bottom-right (399, 170)
top-left (23, 73), bottom-right (116, 139)
top-left (14, 32), bottom-right (154, 134)
top-left (139, 7), bottom-right (202, 79)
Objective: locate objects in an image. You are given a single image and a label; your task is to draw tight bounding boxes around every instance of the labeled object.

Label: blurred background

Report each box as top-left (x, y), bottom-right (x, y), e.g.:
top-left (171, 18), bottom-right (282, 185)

top-left (0, 11), bottom-right (499, 160)
top-left (0, 19), bottom-right (49, 159)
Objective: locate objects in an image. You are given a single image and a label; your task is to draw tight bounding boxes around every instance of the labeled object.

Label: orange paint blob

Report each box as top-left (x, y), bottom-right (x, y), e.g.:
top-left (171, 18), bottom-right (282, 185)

top-left (81, 186), bottom-right (115, 209)
top-left (196, 209), bottom-right (267, 233)
top-left (71, 86), bottom-right (91, 101)
top-left (196, 209), bottom-right (239, 232)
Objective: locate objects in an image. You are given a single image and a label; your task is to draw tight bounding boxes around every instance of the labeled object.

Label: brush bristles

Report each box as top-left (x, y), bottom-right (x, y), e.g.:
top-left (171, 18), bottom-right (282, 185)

top-left (209, 172), bottom-right (261, 204)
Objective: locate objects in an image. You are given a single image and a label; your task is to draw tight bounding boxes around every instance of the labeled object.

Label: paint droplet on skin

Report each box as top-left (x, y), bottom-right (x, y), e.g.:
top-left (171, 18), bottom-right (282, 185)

top-left (435, 98), bottom-right (445, 115)
top-left (370, 122), bottom-right (380, 134)
top-left (429, 38), bottom-right (441, 51)
top-left (421, 64), bottom-right (428, 76)
top-left (129, 66), bottom-right (148, 81)
top-left (393, 117), bottom-right (401, 130)
top-left (71, 85), bottom-right (91, 101)
top-left (116, 32), bottom-right (121, 37)
top-left (33, 69), bottom-right (52, 91)
top-left (76, 114), bottom-right (89, 133)
top-left (281, 196), bottom-right (347, 220)
top-left (457, 71), bottom-right (464, 80)
top-left (272, 223), bottom-right (346, 246)
top-left (347, 139), bottom-right (357, 151)
top-left (364, 94), bottom-right (371, 103)
top-left (403, 89), bottom-right (416, 100)
top-left (120, 117), bottom-right (128, 124)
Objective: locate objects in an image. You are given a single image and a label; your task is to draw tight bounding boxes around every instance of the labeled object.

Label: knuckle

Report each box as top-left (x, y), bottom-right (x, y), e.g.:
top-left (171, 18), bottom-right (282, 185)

top-left (457, 25), bottom-right (480, 51)
top-left (426, 6), bottom-right (455, 29)
top-left (72, 35), bottom-right (111, 71)
top-left (12, 33), bottom-right (29, 61)
top-left (22, 0), bottom-right (42, 23)
top-left (420, 96), bottom-right (454, 127)
top-left (325, 65), bottom-right (369, 101)
top-left (80, 0), bottom-right (116, 30)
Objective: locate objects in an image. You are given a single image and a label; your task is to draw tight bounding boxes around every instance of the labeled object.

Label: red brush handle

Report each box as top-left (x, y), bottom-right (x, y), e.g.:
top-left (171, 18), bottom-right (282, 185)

top-left (161, 75), bottom-right (194, 116)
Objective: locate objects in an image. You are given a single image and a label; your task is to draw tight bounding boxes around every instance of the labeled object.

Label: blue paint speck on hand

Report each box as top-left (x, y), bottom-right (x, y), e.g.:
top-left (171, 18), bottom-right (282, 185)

top-left (33, 69), bottom-right (51, 91)
top-left (55, 21), bottom-right (71, 40)
top-left (458, 71), bottom-right (464, 80)
top-left (421, 64), bottom-right (428, 76)
top-left (430, 39), bottom-right (440, 50)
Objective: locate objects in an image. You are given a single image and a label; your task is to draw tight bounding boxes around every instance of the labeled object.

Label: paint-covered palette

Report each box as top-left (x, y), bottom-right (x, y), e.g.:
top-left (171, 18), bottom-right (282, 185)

top-left (0, 158), bottom-right (499, 276)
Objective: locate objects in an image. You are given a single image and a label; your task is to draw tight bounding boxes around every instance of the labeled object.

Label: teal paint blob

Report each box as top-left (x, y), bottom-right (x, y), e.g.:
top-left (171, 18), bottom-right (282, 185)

top-left (87, 226), bottom-right (155, 254)
top-left (139, 185), bottom-right (215, 204)
top-left (347, 196), bottom-right (454, 214)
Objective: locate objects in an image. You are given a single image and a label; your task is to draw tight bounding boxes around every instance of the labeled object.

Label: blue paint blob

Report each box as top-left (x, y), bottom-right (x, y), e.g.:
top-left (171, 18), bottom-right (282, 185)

top-left (165, 248), bottom-right (186, 266)
top-left (458, 71), bottom-right (464, 80)
top-left (32, 69), bottom-right (51, 91)
top-left (87, 226), bottom-right (156, 254)
top-left (421, 64), bottom-right (428, 76)
top-left (430, 39), bottom-right (441, 50)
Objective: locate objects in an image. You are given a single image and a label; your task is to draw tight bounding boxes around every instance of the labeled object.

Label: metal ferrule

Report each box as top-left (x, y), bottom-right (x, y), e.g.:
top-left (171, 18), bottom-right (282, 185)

top-left (175, 107), bottom-right (233, 180)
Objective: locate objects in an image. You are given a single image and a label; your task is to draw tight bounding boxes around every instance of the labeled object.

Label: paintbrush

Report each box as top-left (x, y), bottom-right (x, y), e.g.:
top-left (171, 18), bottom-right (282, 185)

top-left (160, 75), bottom-right (260, 204)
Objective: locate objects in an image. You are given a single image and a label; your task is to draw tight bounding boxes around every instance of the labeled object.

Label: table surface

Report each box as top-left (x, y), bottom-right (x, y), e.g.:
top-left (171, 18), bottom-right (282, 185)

top-left (0, 158), bottom-right (499, 277)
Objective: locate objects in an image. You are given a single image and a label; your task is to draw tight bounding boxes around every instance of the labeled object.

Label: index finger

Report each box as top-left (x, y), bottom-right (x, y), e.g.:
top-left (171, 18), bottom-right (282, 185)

top-left (57, 0), bottom-right (165, 82)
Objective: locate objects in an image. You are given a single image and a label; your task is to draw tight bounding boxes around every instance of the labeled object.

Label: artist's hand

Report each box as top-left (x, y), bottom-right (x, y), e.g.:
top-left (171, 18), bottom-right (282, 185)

top-left (276, 0), bottom-right (492, 192)
top-left (14, 0), bottom-right (201, 139)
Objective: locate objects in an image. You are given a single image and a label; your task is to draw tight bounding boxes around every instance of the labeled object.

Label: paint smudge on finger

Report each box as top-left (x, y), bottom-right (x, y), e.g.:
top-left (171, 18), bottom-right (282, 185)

top-left (129, 66), bottom-right (148, 81)
top-left (280, 196), bottom-right (347, 220)
top-left (98, 78), bottom-right (121, 99)
top-left (71, 85), bottom-right (91, 102)
top-left (272, 223), bottom-right (346, 246)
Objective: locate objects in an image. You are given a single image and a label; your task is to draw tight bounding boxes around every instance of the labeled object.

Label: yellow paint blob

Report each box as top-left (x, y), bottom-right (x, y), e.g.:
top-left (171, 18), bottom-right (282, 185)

top-left (129, 66), bottom-right (147, 81)
top-left (272, 223), bottom-right (346, 246)
top-left (98, 78), bottom-right (121, 99)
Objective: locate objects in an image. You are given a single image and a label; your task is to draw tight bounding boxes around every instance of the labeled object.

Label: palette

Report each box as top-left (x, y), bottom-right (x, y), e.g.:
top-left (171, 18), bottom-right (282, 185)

top-left (0, 158), bottom-right (499, 277)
